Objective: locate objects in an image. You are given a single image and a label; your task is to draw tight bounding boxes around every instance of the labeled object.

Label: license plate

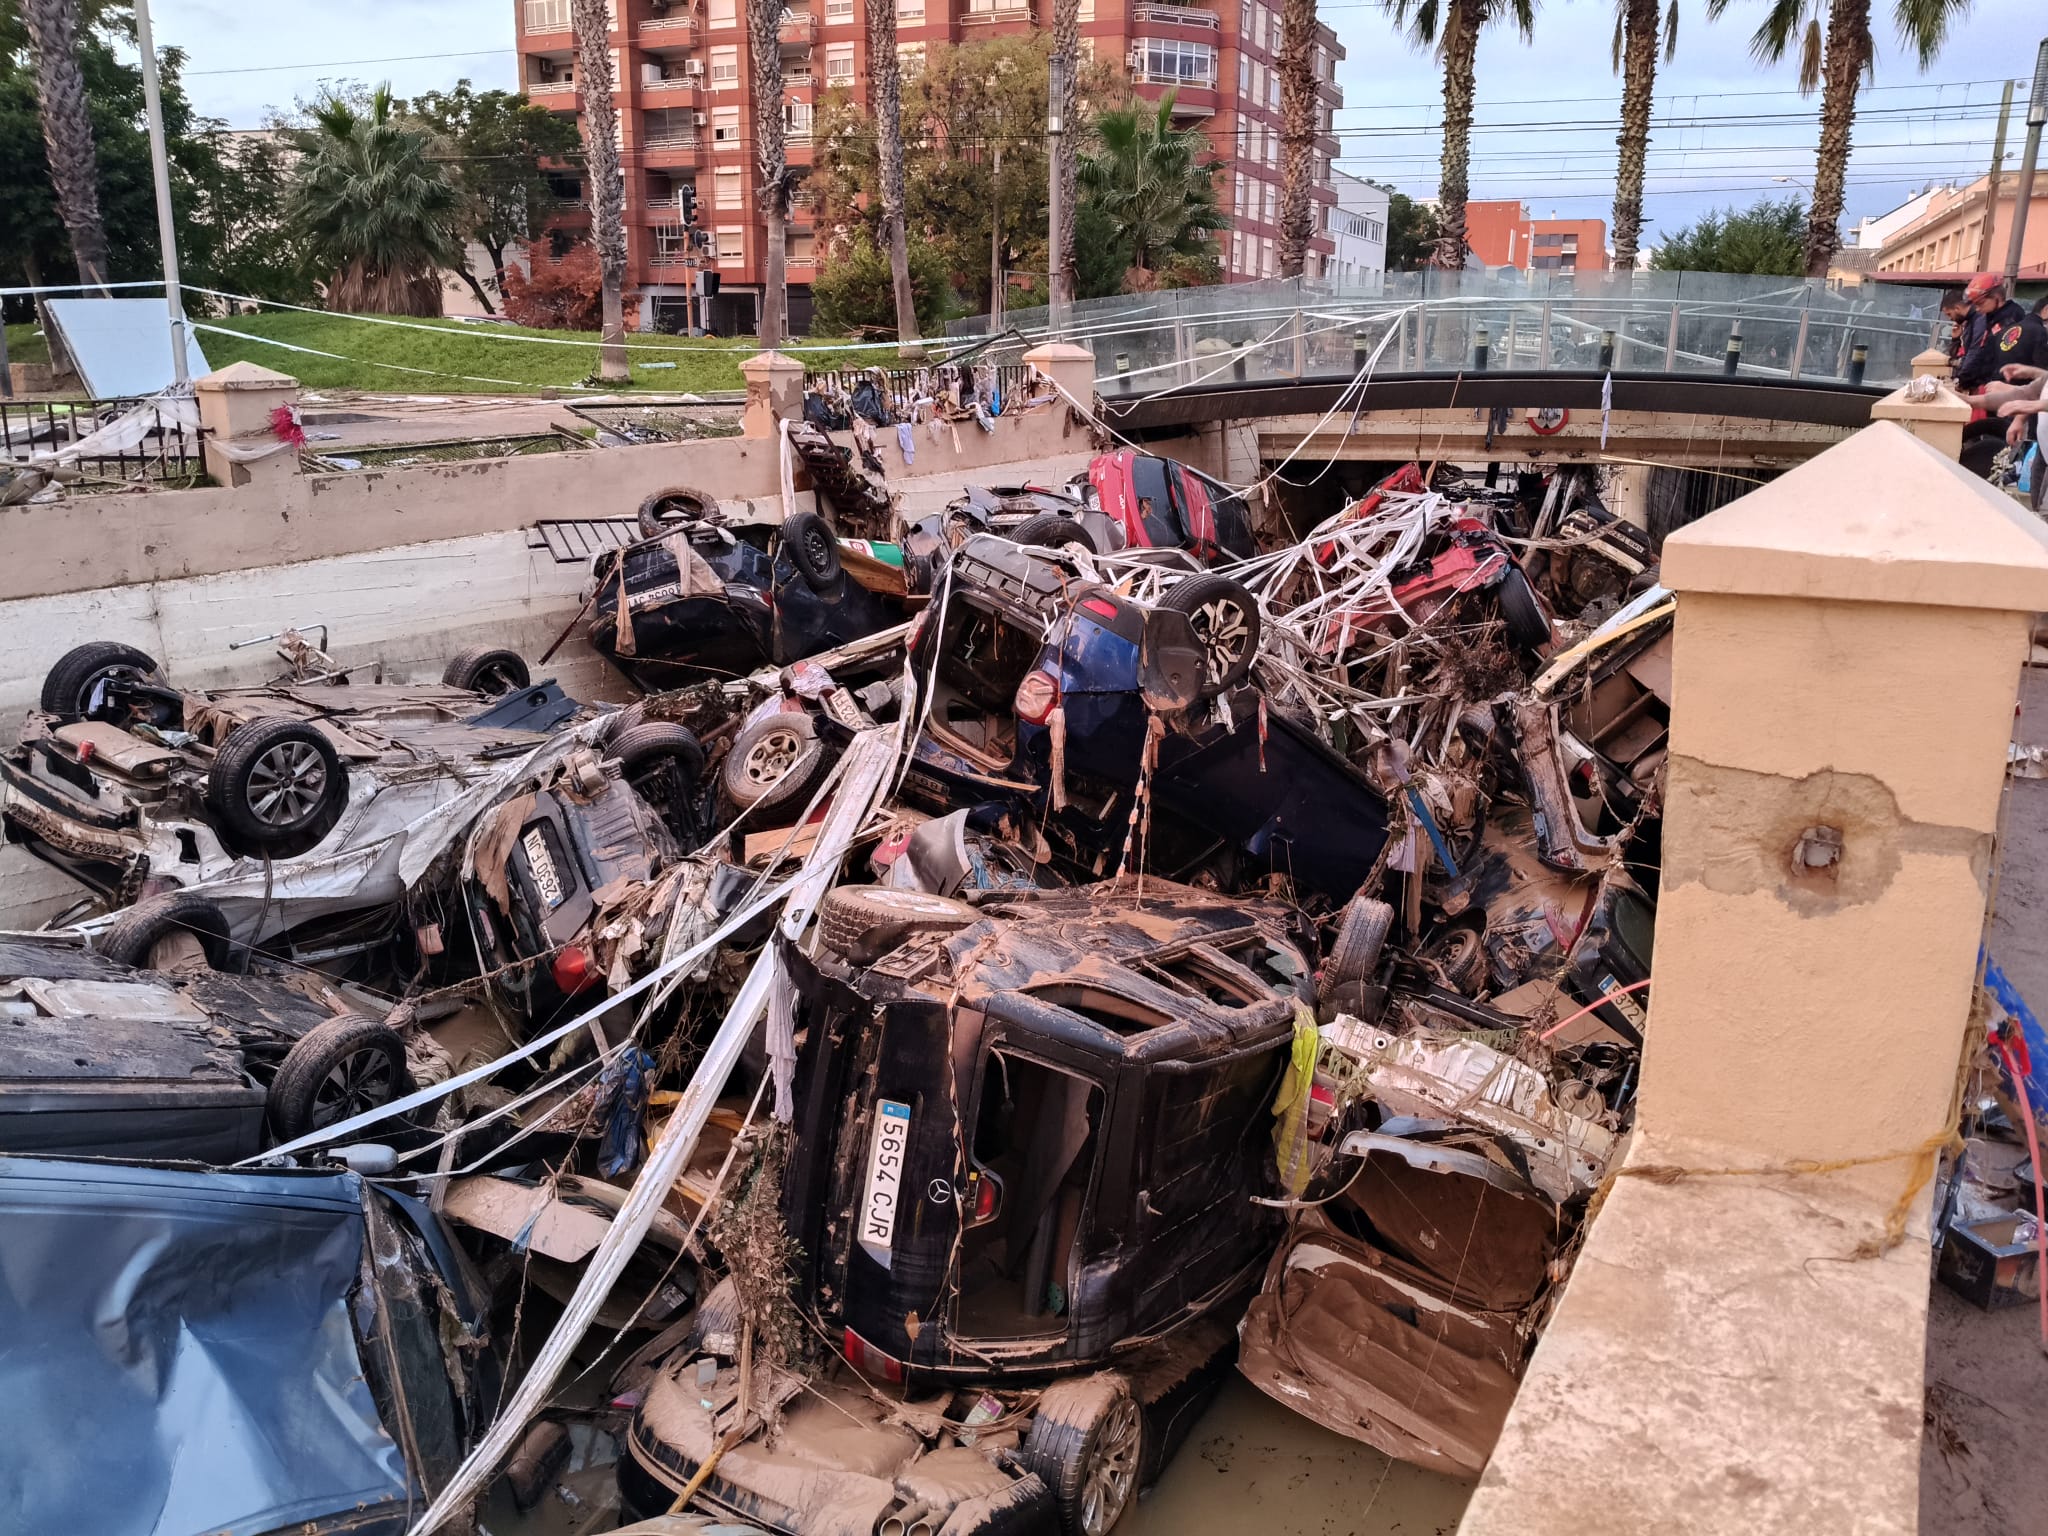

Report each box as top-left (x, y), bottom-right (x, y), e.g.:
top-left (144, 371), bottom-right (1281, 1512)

top-left (522, 828), bottom-right (565, 909)
top-left (858, 1099), bottom-right (912, 1270)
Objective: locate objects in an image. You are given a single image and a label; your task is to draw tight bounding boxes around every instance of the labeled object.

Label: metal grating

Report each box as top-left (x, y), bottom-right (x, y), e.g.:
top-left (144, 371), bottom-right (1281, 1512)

top-left (531, 518), bottom-right (642, 564)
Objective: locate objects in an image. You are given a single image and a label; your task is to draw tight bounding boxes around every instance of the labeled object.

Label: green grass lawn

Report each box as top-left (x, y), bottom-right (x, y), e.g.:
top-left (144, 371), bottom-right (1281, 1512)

top-left (6, 310), bottom-right (903, 396)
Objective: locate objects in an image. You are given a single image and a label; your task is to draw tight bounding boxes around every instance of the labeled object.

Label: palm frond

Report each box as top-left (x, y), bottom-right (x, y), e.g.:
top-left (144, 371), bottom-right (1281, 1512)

top-left (1664, 0), bottom-right (1679, 60)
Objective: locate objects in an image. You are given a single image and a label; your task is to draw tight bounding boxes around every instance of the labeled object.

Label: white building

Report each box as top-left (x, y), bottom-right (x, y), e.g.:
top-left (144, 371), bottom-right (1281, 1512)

top-left (1323, 172), bottom-right (1390, 286)
top-left (1845, 184), bottom-right (1956, 250)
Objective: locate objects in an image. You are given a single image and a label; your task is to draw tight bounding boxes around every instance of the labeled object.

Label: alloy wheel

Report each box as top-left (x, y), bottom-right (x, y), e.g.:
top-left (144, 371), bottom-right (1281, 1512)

top-left (1079, 1396), bottom-right (1142, 1536)
top-left (246, 740), bottom-right (329, 826)
top-left (1187, 597), bottom-right (1253, 688)
top-left (311, 1047), bottom-right (397, 1128)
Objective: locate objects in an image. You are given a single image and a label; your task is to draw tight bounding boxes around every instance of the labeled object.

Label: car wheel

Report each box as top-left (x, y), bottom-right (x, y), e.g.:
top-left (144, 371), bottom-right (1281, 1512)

top-left (637, 484), bottom-right (722, 541)
top-left (40, 641), bottom-right (161, 721)
top-left (781, 510), bottom-right (844, 592)
top-left (1320, 895), bottom-right (1394, 1002)
top-left (1158, 575), bottom-right (1262, 695)
top-left (99, 890), bottom-right (236, 972)
top-left (1012, 512), bottom-right (1102, 554)
top-left (442, 646), bottom-right (532, 697)
top-left (722, 712), bottom-right (830, 813)
top-left (268, 1013), bottom-right (414, 1139)
top-left (205, 717), bottom-right (350, 860)
top-left (1497, 565), bottom-right (1554, 651)
top-left (818, 885), bottom-right (977, 957)
top-left (1022, 1374), bottom-right (1145, 1536)
top-left (608, 722), bottom-right (707, 835)
top-left (1421, 924), bottom-right (1489, 996)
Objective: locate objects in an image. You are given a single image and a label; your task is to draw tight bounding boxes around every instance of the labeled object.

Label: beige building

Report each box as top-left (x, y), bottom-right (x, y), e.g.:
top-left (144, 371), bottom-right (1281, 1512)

top-left (1874, 173), bottom-right (2048, 281)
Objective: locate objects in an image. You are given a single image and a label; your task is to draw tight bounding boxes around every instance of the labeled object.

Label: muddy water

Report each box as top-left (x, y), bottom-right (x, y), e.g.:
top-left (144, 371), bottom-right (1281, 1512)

top-left (482, 1371), bottom-right (1472, 1535)
top-left (1124, 1376), bottom-right (1473, 1536)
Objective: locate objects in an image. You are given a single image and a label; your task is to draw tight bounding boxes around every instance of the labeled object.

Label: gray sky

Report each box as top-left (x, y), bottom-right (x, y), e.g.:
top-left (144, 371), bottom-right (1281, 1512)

top-left (156, 0), bottom-right (2045, 244)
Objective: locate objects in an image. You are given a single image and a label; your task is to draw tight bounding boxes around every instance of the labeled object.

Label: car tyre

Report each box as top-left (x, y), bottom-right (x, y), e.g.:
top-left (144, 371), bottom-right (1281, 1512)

top-left (1012, 512), bottom-right (1103, 554)
top-left (608, 722), bottom-right (707, 838)
top-left (1320, 895), bottom-right (1394, 1002)
top-left (443, 646), bottom-right (532, 697)
top-left (637, 484), bottom-right (722, 541)
top-left (1497, 565), bottom-right (1554, 651)
top-left (268, 1013), bottom-right (414, 1139)
top-left (206, 716), bottom-right (350, 860)
top-left (1158, 575), bottom-right (1262, 695)
top-left (722, 712), bottom-right (831, 813)
top-left (818, 885), bottom-right (977, 957)
top-left (40, 641), bottom-right (161, 721)
top-left (1022, 1373), bottom-right (1145, 1536)
top-left (100, 890), bottom-right (236, 972)
top-left (781, 510), bottom-right (844, 592)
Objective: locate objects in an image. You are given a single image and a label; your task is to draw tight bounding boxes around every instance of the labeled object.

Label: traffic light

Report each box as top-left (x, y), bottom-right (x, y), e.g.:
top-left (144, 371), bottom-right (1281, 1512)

top-left (679, 181), bottom-right (699, 228)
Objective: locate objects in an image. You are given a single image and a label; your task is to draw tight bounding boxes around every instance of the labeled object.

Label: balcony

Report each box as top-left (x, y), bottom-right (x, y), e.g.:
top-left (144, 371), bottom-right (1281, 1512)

top-left (640, 75), bottom-right (701, 103)
top-left (1132, 3), bottom-right (1218, 29)
top-left (641, 136), bottom-right (701, 167)
top-left (1133, 76), bottom-right (1217, 117)
top-left (635, 11), bottom-right (696, 39)
top-left (961, 0), bottom-right (1033, 22)
top-left (778, 8), bottom-right (818, 44)
top-left (522, 0), bottom-right (574, 35)
top-left (528, 79), bottom-right (578, 101)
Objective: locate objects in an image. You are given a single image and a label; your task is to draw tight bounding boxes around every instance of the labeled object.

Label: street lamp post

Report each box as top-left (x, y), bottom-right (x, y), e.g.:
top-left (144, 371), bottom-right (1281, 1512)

top-left (2003, 39), bottom-right (2048, 292)
top-left (1047, 53), bottom-right (1069, 332)
top-left (134, 0), bottom-right (192, 387)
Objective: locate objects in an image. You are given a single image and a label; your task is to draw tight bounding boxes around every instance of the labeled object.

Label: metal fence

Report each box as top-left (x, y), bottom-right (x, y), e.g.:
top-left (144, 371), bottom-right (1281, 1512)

top-left (948, 270), bottom-right (1955, 394)
top-left (802, 361), bottom-right (1035, 405)
top-left (0, 397), bottom-right (205, 485)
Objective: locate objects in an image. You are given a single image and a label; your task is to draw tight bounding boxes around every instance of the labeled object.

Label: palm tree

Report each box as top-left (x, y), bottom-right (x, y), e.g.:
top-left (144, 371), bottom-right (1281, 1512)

top-left (866, 0), bottom-right (918, 344)
top-left (1050, 0), bottom-right (1082, 308)
top-left (748, 0), bottom-right (791, 347)
top-left (1710, 0), bottom-right (1973, 277)
top-left (569, 0), bottom-right (629, 380)
top-left (19, 0), bottom-right (109, 290)
top-left (1610, 0), bottom-right (1678, 272)
top-left (1275, 0), bottom-right (1320, 276)
top-left (1389, 0), bottom-right (1535, 268)
top-left (285, 88), bottom-right (464, 316)
top-left (1078, 94), bottom-right (1226, 285)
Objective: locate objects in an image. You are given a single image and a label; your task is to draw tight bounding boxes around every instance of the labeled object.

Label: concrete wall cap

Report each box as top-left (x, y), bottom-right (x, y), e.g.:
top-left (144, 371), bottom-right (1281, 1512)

top-left (194, 360), bottom-right (297, 391)
top-left (1023, 341), bottom-right (1095, 363)
top-left (1869, 377), bottom-right (1973, 423)
top-left (1661, 419), bottom-right (2048, 612)
top-left (740, 351), bottom-right (806, 377)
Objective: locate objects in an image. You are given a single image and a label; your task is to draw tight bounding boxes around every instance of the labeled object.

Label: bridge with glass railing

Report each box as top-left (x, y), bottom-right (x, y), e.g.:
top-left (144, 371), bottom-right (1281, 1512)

top-left (949, 270), bottom-right (1950, 435)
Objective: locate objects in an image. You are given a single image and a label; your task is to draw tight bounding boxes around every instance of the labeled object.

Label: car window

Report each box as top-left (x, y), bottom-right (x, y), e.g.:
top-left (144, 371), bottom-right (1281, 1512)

top-left (1128, 456), bottom-right (1182, 549)
top-left (1197, 474), bottom-right (1257, 558)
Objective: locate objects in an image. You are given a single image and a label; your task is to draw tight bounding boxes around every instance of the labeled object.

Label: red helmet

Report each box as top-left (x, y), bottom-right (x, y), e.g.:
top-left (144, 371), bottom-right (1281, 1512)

top-left (1964, 271), bottom-right (2004, 302)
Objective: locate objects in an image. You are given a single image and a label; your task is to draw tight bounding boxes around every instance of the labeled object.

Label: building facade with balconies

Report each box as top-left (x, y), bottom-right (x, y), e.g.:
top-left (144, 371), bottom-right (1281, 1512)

top-left (513, 0), bottom-right (1343, 331)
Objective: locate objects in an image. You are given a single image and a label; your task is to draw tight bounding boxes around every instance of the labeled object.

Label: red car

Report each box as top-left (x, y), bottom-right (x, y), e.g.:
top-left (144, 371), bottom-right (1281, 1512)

top-left (1084, 449), bottom-right (1258, 564)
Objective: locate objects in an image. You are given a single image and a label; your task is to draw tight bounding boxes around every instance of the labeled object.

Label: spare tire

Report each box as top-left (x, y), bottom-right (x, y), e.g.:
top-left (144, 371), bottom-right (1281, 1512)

top-left (41, 641), bottom-right (161, 721)
top-left (637, 484), bottom-right (722, 541)
top-left (205, 716), bottom-right (350, 860)
top-left (100, 890), bottom-right (235, 973)
top-left (722, 712), bottom-right (831, 813)
top-left (1012, 512), bottom-right (1102, 554)
top-left (442, 646), bottom-right (531, 697)
top-left (1157, 574), bottom-right (1262, 695)
top-left (818, 885), bottom-right (977, 957)
top-left (267, 1012), bottom-right (414, 1139)
top-left (781, 510), bottom-right (843, 592)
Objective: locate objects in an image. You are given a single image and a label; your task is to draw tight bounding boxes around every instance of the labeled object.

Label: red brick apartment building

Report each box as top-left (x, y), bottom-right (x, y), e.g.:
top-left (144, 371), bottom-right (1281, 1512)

top-left (513, 0), bottom-right (1344, 332)
top-left (1464, 200), bottom-right (1609, 273)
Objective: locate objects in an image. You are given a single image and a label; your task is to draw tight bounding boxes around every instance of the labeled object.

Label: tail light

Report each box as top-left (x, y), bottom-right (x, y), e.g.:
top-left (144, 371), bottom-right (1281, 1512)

top-left (552, 944), bottom-right (601, 995)
top-left (966, 1168), bottom-right (1003, 1227)
top-left (843, 1328), bottom-right (905, 1382)
top-left (906, 606), bottom-right (930, 654)
top-left (1014, 670), bottom-right (1060, 725)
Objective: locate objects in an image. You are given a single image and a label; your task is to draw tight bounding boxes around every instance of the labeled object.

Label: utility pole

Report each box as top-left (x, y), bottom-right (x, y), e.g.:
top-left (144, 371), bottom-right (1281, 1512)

top-left (133, 0), bottom-right (191, 387)
top-left (1047, 53), bottom-right (1069, 330)
top-left (2005, 38), bottom-right (2048, 292)
top-left (1978, 79), bottom-right (2014, 274)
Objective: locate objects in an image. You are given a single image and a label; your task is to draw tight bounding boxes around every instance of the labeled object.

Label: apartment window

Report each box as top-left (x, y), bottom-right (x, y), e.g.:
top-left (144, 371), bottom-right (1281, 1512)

top-left (788, 231), bottom-right (817, 262)
top-left (1231, 230), bottom-right (1243, 272)
top-left (713, 105), bottom-right (741, 143)
top-left (1079, 0), bottom-right (1096, 17)
top-left (1252, 4), bottom-right (1267, 50)
top-left (1261, 235), bottom-right (1274, 276)
top-left (708, 0), bottom-right (736, 23)
top-left (826, 0), bottom-right (854, 17)
top-left (1140, 38), bottom-right (1215, 85)
top-left (710, 45), bottom-right (739, 85)
top-left (717, 225), bottom-right (744, 261)
top-left (1267, 70), bottom-right (1279, 109)
top-left (715, 166), bottom-right (744, 208)
top-left (898, 41), bottom-right (926, 76)
top-left (645, 107), bottom-right (695, 143)
top-left (1364, 218), bottom-right (1383, 242)
top-left (1240, 0), bottom-right (1252, 35)
top-left (1262, 181), bottom-right (1275, 225)
top-left (1238, 55), bottom-right (1249, 96)
top-left (654, 226), bottom-right (691, 260)
top-left (898, 0), bottom-right (924, 16)
top-left (1233, 174), bottom-right (1246, 219)
top-left (786, 99), bottom-right (814, 138)
top-left (826, 42), bottom-right (855, 82)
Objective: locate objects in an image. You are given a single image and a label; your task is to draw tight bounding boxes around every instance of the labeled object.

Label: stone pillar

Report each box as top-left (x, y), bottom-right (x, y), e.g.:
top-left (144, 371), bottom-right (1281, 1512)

top-left (740, 351), bottom-right (805, 438)
top-left (1870, 373), bottom-right (1972, 459)
top-left (1911, 345), bottom-right (1953, 381)
top-left (194, 361), bottom-right (301, 490)
top-left (1459, 420), bottom-right (2048, 1536)
top-left (1022, 340), bottom-right (1096, 410)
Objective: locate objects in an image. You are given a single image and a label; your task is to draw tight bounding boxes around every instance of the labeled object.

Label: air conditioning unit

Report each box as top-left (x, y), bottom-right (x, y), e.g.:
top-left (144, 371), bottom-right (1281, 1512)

top-left (693, 110), bottom-right (709, 125)
top-left (684, 57), bottom-right (705, 75)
